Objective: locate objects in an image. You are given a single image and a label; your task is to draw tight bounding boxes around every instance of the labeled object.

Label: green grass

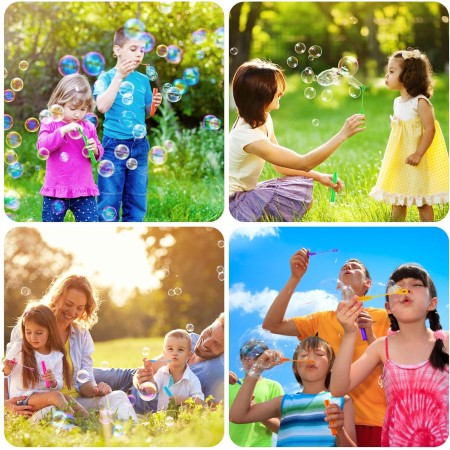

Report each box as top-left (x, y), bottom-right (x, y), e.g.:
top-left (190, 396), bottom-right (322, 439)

top-left (4, 129), bottom-right (224, 222)
top-left (4, 337), bottom-right (224, 447)
top-left (229, 73), bottom-right (449, 222)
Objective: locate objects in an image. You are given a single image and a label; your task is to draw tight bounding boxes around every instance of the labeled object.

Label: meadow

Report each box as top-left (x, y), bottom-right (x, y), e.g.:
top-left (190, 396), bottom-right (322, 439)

top-left (4, 102), bottom-right (224, 223)
top-left (229, 73), bottom-right (449, 222)
top-left (4, 337), bottom-right (224, 447)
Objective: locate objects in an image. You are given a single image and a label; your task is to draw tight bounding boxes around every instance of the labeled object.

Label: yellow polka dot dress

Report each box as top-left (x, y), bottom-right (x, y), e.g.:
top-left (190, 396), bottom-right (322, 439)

top-left (370, 95), bottom-right (449, 206)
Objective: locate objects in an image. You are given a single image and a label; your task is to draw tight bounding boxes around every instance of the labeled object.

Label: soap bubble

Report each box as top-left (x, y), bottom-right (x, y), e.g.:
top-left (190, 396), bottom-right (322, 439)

top-left (163, 140), bottom-right (176, 152)
top-left (120, 111), bottom-right (136, 127)
top-left (149, 146), bottom-right (167, 165)
top-left (59, 152), bottom-right (70, 163)
top-left (19, 60), bottom-right (29, 71)
top-left (124, 18), bottom-right (145, 39)
top-left (97, 160), bottom-right (115, 177)
top-left (162, 83), bottom-right (172, 93)
top-left (138, 381), bottom-right (157, 401)
top-left (142, 346), bottom-right (150, 357)
top-left (182, 67), bottom-right (200, 86)
top-left (84, 112), bottom-right (99, 128)
top-left (121, 94), bottom-right (133, 106)
top-left (99, 409), bottom-right (114, 425)
top-left (82, 52), bottom-right (105, 77)
top-left (49, 104), bottom-right (64, 121)
top-left (4, 114), bottom-right (13, 130)
top-left (202, 114), bottom-right (221, 130)
top-left (320, 89), bottom-right (334, 102)
top-left (21, 287), bottom-right (31, 296)
top-left (308, 45), bottom-right (322, 59)
top-left (156, 45), bottom-right (169, 57)
top-left (4, 190), bottom-right (21, 211)
top-left (295, 42), bottom-right (306, 54)
top-left (316, 68), bottom-right (342, 86)
top-left (58, 55), bottom-right (80, 76)
top-left (338, 56), bottom-right (359, 77)
top-left (76, 369), bottom-right (90, 383)
top-left (196, 50), bottom-right (205, 60)
top-left (11, 78), bottom-right (24, 91)
top-left (5, 131), bottom-right (22, 148)
top-left (146, 66), bottom-right (158, 81)
top-left (113, 424), bottom-right (124, 437)
top-left (165, 86), bottom-right (182, 103)
top-left (301, 67), bottom-right (315, 84)
top-left (7, 162), bottom-right (23, 179)
top-left (4, 149), bottom-right (18, 165)
top-left (304, 87), bottom-right (316, 99)
top-left (312, 118), bottom-right (320, 127)
top-left (165, 45), bottom-right (183, 64)
top-left (349, 85), bottom-right (361, 98)
top-left (287, 56), bottom-right (298, 68)
top-left (142, 32), bottom-right (156, 53)
top-left (100, 361), bottom-right (110, 370)
top-left (214, 27), bottom-right (224, 48)
top-left (37, 148), bottom-right (50, 160)
top-left (186, 324), bottom-right (194, 333)
top-left (102, 206), bottom-right (117, 222)
top-left (230, 47), bottom-right (238, 55)
top-left (126, 158), bottom-right (138, 170)
top-left (165, 416), bottom-right (174, 427)
top-left (68, 128), bottom-right (83, 140)
top-left (39, 109), bottom-right (52, 123)
top-left (114, 144), bottom-right (130, 160)
top-left (4, 89), bottom-right (15, 102)
top-left (119, 81), bottom-right (134, 97)
top-left (93, 78), bottom-right (107, 95)
top-left (192, 29), bottom-right (207, 44)
top-left (132, 124), bottom-right (146, 139)
top-left (158, 1), bottom-right (173, 14)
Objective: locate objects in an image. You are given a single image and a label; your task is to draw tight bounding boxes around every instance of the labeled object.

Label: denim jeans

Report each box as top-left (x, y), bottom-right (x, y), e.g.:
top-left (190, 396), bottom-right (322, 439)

top-left (93, 367), bottom-right (158, 415)
top-left (97, 136), bottom-right (150, 222)
top-left (42, 196), bottom-right (99, 222)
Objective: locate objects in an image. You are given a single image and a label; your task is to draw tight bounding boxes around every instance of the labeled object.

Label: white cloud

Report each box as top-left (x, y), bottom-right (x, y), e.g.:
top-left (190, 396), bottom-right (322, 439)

top-left (230, 283), bottom-right (339, 319)
top-left (231, 227), bottom-right (279, 241)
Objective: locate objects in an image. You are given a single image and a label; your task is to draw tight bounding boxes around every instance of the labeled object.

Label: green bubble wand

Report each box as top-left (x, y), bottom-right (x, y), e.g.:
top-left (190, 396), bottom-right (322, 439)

top-left (77, 129), bottom-right (97, 166)
top-left (330, 171), bottom-right (338, 204)
top-left (359, 85), bottom-right (366, 114)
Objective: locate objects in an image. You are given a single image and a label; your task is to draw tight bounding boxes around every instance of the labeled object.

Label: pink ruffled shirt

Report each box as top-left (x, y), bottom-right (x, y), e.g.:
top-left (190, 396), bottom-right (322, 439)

top-left (38, 119), bottom-right (104, 198)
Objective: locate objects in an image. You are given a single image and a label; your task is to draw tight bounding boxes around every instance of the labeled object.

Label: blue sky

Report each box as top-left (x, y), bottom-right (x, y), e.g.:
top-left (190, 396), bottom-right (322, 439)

top-left (229, 226), bottom-right (449, 393)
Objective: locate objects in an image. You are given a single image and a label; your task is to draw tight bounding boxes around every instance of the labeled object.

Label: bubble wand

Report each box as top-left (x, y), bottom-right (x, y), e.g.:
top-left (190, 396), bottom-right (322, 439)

top-left (150, 88), bottom-right (159, 117)
top-left (324, 399), bottom-right (338, 436)
top-left (77, 129), bottom-right (97, 166)
top-left (358, 288), bottom-right (409, 302)
top-left (41, 361), bottom-right (51, 388)
top-left (330, 171), bottom-right (338, 204)
top-left (9, 358), bottom-right (34, 372)
top-left (307, 248), bottom-right (338, 257)
top-left (359, 85), bottom-right (366, 114)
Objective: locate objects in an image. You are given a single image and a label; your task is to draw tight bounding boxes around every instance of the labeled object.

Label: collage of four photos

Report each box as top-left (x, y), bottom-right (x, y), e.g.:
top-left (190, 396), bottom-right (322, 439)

top-left (3, 1), bottom-right (449, 448)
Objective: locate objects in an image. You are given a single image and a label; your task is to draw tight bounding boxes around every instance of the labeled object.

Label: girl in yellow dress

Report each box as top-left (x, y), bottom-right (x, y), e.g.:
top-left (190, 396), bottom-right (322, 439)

top-left (370, 48), bottom-right (448, 222)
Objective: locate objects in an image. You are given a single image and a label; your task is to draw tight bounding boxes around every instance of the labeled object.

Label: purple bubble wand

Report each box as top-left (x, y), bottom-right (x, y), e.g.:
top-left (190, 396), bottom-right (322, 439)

top-left (307, 248), bottom-right (339, 256)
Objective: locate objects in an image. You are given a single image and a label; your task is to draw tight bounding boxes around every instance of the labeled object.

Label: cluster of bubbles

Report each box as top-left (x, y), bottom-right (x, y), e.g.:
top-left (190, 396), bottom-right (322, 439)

top-left (202, 114), bottom-right (221, 131)
top-left (285, 44), bottom-right (363, 124)
top-left (168, 287), bottom-right (183, 296)
top-left (216, 265), bottom-right (224, 282)
top-left (58, 52), bottom-right (106, 77)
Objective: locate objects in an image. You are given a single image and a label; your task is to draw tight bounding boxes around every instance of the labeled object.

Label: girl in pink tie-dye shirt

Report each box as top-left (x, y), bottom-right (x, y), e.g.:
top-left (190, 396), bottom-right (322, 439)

top-left (330, 263), bottom-right (448, 447)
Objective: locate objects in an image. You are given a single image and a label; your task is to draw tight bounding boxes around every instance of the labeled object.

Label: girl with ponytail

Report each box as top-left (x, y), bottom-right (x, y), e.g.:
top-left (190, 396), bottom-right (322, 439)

top-left (330, 263), bottom-right (448, 447)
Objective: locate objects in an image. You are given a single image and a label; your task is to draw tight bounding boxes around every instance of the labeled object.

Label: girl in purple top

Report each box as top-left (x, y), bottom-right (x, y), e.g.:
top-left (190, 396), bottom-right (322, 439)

top-left (37, 74), bottom-right (104, 222)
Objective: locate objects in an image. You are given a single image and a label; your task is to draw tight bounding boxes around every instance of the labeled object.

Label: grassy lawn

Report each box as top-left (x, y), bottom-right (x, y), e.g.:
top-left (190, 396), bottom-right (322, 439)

top-left (229, 73), bottom-right (449, 222)
top-left (4, 129), bottom-right (224, 222)
top-left (4, 337), bottom-right (224, 447)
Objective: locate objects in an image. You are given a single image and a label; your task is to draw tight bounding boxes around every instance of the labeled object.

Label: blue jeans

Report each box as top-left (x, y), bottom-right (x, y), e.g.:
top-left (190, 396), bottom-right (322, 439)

top-left (97, 136), bottom-right (150, 222)
top-left (42, 196), bottom-right (99, 222)
top-left (93, 367), bottom-right (158, 415)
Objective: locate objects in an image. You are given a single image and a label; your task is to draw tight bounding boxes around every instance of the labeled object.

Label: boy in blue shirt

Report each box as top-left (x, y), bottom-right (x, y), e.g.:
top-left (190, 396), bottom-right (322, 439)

top-left (94, 27), bottom-right (162, 221)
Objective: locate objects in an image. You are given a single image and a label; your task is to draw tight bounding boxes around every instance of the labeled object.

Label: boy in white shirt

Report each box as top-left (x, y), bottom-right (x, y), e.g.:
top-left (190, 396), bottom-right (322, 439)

top-left (141, 329), bottom-right (204, 410)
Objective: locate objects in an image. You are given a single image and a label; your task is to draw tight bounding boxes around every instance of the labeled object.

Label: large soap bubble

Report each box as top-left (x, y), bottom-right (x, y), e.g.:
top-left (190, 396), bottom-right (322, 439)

top-left (338, 56), bottom-right (359, 77)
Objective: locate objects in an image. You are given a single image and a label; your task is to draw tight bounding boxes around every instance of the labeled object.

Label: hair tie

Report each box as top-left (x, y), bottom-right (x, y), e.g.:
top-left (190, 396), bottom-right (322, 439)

top-left (400, 49), bottom-right (422, 60)
top-left (387, 328), bottom-right (399, 336)
top-left (433, 330), bottom-right (446, 341)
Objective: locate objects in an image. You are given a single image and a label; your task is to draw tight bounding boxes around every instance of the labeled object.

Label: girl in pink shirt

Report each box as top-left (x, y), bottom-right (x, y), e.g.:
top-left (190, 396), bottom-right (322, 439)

top-left (37, 74), bottom-right (103, 221)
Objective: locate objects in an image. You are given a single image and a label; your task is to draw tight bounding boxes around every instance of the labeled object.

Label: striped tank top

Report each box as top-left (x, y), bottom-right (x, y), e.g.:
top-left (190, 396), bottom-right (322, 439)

top-left (277, 392), bottom-right (344, 447)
